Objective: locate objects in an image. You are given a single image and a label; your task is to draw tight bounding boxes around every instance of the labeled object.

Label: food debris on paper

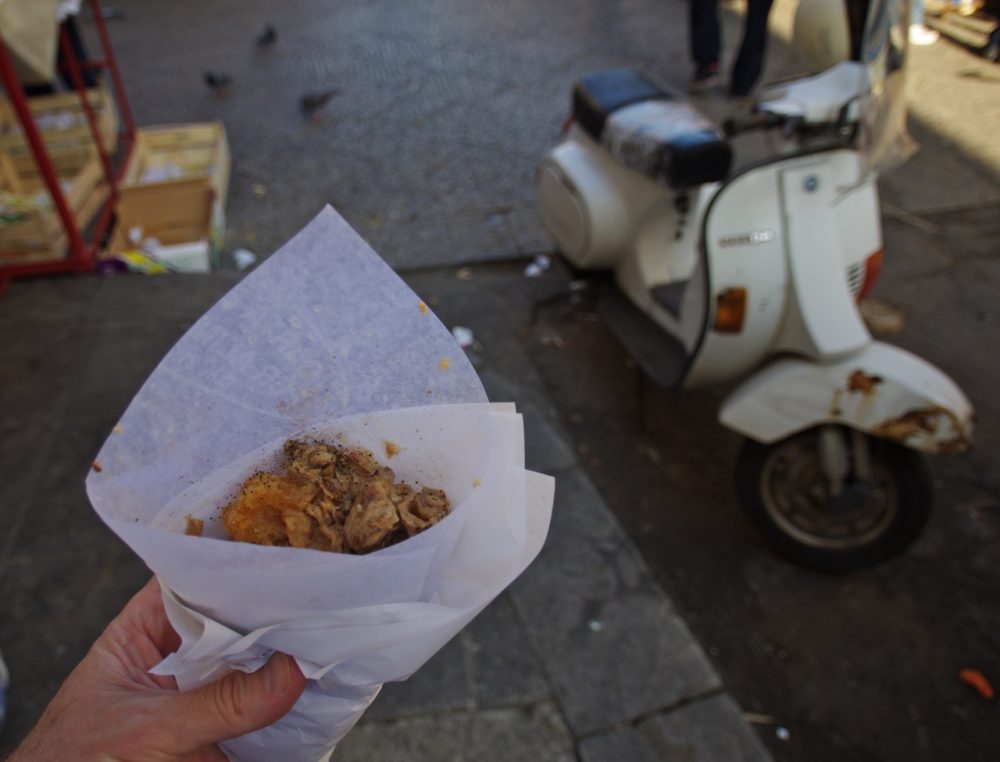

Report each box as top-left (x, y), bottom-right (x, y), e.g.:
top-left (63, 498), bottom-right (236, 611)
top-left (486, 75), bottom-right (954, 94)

top-left (418, 302), bottom-right (429, 315)
top-left (185, 516), bottom-right (204, 537)
top-left (439, 357), bottom-right (452, 370)
top-left (221, 439), bottom-right (451, 554)
top-left (384, 440), bottom-right (401, 459)
top-left (91, 461), bottom-right (103, 473)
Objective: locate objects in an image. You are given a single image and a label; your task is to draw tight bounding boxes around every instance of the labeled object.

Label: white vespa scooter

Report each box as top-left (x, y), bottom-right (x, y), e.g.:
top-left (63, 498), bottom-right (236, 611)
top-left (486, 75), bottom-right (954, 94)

top-left (536, 0), bottom-right (973, 570)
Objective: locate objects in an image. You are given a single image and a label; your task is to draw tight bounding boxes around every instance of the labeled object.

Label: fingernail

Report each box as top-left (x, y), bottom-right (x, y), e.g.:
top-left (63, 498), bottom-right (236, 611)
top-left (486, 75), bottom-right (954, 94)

top-left (262, 653), bottom-right (292, 695)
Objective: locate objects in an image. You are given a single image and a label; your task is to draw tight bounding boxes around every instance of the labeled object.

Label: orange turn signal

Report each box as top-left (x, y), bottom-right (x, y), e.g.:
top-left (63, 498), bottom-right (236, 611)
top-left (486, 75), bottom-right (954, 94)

top-left (714, 287), bottom-right (747, 334)
top-left (857, 249), bottom-right (884, 302)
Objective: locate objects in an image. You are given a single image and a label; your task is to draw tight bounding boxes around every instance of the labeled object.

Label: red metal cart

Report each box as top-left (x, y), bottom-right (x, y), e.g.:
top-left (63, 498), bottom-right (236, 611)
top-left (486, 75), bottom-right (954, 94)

top-left (0, 0), bottom-right (135, 291)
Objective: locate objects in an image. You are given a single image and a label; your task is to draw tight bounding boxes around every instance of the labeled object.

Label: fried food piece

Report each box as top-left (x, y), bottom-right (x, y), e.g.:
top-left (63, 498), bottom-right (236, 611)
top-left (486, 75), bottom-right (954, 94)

top-left (345, 480), bottom-right (402, 552)
top-left (397, 487), bottom-right (450, 536)
top-left (185, 515), bottom-right (204, 537)
top-left (220, 439), bottom-right (451, 554)
top-left (222, 473), bottom-right (317, 547)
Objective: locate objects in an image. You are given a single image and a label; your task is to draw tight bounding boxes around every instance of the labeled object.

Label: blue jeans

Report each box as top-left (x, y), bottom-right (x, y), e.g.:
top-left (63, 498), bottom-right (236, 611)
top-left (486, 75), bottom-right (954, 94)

top-left (689, 0), bottom-right (775, 95)
top-left (912, 0), bottom-right (925, 25)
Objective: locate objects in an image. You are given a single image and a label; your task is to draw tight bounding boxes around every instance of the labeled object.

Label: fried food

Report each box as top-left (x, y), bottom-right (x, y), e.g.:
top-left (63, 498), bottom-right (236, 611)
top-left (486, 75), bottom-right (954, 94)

top-left (185, 515), bottom-right (204, 537)
top-left (221, 439), bottom-right (450, 554)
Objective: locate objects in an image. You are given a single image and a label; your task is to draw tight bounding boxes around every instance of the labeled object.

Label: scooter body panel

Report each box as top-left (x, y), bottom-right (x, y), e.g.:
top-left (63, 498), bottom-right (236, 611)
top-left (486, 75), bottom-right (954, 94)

top-left (682, 160), bottom-right (791, 388)
top-left (537, 127), bottom-right (662, 269)
top-left (719, 341), bottom-right (974, 454)
top-left (616, 184), bottom-right (716, 353)
top-left (685, 149), bottom-right (881, 387)
top-left (774, 152), bottom-right (874, 359)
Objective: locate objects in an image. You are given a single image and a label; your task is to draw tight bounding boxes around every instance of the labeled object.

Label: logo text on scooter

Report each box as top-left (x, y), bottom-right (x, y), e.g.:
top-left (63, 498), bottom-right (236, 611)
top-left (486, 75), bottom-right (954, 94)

top-left (718, 229), bottom-right (775, 248)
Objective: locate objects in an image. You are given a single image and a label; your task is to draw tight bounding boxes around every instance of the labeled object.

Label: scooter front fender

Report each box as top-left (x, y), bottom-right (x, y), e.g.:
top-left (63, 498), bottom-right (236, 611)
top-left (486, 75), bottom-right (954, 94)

top-left (719, 342), bottom-right (974, 454)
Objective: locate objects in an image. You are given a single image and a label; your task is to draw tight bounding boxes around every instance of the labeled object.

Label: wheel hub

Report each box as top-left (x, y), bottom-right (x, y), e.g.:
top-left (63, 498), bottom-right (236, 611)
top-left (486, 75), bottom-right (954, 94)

top-left (761, 437), bottom-right (898, 551)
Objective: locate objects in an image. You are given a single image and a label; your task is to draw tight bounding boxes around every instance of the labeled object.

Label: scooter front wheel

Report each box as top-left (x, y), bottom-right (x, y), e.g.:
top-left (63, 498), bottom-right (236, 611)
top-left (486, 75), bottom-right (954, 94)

top-left (735, 427), bottom-right (932, 572)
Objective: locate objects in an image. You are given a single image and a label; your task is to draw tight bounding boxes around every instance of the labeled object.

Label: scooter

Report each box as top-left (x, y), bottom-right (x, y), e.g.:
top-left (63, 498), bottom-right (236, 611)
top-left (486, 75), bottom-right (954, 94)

top-left (536, 0), bottom-right (974, 571)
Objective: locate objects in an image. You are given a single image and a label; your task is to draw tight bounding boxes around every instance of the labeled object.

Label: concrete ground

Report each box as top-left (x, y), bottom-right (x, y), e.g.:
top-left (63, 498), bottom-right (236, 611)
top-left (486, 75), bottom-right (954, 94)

top-left (1, 0), bottom-right (998, 760)
top-left (0, 267), bottom-right (770, 761)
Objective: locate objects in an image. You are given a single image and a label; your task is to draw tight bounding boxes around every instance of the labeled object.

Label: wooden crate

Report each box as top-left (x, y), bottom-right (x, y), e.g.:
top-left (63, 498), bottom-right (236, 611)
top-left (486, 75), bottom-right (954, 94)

top-left (113, 122), bottom-right (230, 253)
top-left (0, 148), bottom-right (109, 264)
top-left (0, 85), bottom-right (120, 169)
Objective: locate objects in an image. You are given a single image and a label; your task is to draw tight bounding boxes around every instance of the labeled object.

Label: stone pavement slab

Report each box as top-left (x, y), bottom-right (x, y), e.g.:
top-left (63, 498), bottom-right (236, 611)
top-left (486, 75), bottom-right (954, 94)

top-left (363, 637), bottom-right (473, 722)
top-left (579, 695), bottom-right (773, 762)
top-left (335, 703), bottom-right (576, 762)
top-left (637, 694), bottom-right (774, 761)
top-left (510, 468), bottom-right (722, 736)
top-left (478, 368), bottom-right (577, 476)
top-left (578, 727), bottom-right (662, 762)
top-left (463, 594), bottom-right (550, 709)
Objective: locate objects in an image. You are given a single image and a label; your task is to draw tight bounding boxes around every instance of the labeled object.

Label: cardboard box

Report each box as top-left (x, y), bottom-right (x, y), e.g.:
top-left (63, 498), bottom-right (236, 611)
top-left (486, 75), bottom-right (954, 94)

top-left (112, 122), bottom-right (230, 259)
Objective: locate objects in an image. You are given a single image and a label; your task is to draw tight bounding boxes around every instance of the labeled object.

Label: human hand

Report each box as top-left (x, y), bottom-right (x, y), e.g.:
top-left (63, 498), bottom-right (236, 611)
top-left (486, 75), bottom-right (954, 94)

top-left (9, 577), bottom-right (306, 761)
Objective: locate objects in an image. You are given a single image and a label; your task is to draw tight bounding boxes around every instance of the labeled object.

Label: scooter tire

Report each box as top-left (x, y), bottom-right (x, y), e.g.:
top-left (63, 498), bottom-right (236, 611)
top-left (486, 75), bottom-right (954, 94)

top-left (735, 430), bottom-right (933, 573)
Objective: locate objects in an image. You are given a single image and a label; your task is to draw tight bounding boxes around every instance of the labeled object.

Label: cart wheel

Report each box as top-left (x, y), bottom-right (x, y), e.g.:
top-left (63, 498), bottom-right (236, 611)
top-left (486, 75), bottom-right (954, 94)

top-left (735, 427), bottom-right (932, 572)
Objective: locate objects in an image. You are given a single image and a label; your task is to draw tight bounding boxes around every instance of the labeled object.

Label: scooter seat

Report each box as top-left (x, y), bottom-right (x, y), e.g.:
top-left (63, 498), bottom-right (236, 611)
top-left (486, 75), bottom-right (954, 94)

top-left (572, 70), bottom-right (732, 189)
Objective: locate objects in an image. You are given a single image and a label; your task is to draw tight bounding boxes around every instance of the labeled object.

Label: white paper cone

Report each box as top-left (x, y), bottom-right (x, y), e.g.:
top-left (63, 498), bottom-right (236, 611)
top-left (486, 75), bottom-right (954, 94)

top-left (85, 208), bottom-right (554, 761)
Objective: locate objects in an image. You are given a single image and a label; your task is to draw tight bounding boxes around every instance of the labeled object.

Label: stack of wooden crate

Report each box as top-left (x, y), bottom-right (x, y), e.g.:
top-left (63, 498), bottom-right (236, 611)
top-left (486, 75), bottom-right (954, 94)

top-left (0, 86), bottom-right (117, 264)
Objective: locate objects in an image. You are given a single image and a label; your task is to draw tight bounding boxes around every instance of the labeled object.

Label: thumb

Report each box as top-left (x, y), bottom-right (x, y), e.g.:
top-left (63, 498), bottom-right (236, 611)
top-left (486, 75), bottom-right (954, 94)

top-left (168, 652), bottom-right (306, 751)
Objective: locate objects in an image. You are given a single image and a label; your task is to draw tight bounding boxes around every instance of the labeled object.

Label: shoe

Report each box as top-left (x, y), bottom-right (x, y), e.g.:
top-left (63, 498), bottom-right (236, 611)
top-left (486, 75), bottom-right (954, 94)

top-left (689, 63), bottom-right (721, 93)
top-left (909, 24), bottom-right (940, 45)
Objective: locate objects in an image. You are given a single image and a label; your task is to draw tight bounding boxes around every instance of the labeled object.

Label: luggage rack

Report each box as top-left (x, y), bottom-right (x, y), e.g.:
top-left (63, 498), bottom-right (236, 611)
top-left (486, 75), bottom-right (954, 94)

top-left (0, 0), bottom-right (135, 292)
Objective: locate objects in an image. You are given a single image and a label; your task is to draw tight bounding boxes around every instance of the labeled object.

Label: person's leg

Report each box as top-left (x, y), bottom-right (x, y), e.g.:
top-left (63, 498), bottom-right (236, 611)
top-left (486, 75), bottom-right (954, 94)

top-left (689, 0), bottom-right (722, 90)
top-left (729, 0), bottom-right (775, 97)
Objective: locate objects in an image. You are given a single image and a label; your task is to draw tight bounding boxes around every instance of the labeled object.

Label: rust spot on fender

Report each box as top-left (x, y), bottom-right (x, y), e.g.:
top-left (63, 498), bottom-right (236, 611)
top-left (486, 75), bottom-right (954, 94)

top-left (873, 409), bottom-right (937, 438)
top-left (847, 370), bottom-right (884, 395)
top-left (934, 436), bottom-right (972, 455)
top-left (872, 406), bottom-right (971, 454)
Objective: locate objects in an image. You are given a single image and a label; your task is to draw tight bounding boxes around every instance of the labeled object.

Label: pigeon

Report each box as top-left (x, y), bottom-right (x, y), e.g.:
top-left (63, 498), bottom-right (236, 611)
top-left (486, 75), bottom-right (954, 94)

top-left (300, 89), bottom-right (340, 119)
top-left (203, 71), bottom-right (232, 95)
top-left (256, 24), bottom-right (277, 49)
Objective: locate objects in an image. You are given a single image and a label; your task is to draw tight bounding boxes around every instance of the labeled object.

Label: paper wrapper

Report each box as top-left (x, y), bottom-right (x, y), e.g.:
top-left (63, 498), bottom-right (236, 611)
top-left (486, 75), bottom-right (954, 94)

top-left (85, 207), bottom-right (554, 761)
